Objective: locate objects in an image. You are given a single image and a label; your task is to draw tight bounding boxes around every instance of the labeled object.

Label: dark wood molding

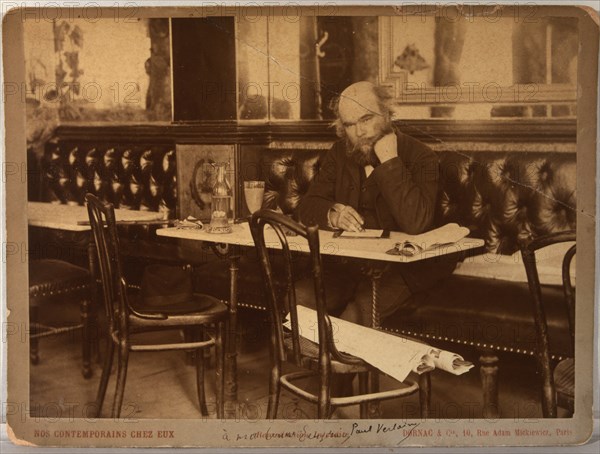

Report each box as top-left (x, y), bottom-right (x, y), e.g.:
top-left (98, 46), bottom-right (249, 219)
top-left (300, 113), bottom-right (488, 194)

top-left (54, 118), bottom-right (576, 145)
top-left (393, 119), bottom-right (577, 143)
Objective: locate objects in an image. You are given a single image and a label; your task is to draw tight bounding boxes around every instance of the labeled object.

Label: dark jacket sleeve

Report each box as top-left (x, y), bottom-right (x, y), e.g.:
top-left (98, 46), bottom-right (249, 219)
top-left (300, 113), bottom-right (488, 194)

top-left (296, 146), bottom-right (338, 229)
top-left (371, 145), bottom-right (439, 235)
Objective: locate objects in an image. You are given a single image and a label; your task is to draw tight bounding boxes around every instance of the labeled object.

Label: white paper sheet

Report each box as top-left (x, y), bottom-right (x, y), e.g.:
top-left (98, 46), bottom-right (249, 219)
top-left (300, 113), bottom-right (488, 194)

top-left (392, 223), bottom-right (470, 257)
top-left (286, 306), bottom-right (474, 383)
top-left (338, 229), bottom-right (385, 239)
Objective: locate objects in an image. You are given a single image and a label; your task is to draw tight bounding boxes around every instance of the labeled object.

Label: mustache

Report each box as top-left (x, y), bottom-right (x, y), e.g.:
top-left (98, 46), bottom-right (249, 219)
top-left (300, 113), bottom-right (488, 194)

top-left (348, 141), bottom-right (379, 167)
top-left (346, 125), bottom-right (394, 167)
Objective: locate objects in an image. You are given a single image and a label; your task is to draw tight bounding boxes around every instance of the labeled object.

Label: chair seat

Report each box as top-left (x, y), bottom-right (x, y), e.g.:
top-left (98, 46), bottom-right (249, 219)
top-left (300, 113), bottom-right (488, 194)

top-left (129, 293), bottom-right (229, 329)
top-left (554, 358), bottom-right (574, 400)
top-left (29, 259), bottom-right (91, 306)
top-left (28, 259), bottom-right (94, 377)
top-left (283, 332), bottom-right (368, 374)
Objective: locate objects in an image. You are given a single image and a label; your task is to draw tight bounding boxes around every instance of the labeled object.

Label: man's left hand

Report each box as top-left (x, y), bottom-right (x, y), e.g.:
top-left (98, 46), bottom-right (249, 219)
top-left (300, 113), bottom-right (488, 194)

top-left (373, 133), bottom-right (398, 164)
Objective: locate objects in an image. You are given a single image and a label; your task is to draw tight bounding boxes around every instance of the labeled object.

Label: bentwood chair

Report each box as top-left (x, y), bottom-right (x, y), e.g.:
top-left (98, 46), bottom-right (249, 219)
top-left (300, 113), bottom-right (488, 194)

top-left (29, 259), bottom-right (95, 378)
top-left (249, 209), bottom-right (429, 419)
top-left (520, 230), bottom-right (575, 417)
top-left (85, 193), bottom-right (228, 418)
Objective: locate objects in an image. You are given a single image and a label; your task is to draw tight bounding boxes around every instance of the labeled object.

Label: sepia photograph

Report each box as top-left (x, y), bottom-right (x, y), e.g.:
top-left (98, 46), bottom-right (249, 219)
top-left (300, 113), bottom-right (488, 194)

top-left (2, 2), bottom-right (598, 449)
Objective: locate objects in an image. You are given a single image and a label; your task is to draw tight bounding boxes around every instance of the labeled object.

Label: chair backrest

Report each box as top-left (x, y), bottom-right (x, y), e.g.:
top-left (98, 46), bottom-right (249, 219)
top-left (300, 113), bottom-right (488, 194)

top-left (520, 229), bottom-right (576, 417)
top-left (249, 209), bottom-right (346, 370)
top-left (85, 193), bottom-right (130, 337)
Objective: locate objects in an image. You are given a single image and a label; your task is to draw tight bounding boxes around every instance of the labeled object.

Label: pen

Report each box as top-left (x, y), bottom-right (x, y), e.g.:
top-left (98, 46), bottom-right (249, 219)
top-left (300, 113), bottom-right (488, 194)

top-left (76, 219), bottom-right (174, 226)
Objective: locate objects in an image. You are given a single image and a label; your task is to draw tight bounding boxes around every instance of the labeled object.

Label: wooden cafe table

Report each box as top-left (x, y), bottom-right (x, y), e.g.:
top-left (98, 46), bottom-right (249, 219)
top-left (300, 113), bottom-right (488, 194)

top-left (157, 221), bottom-right (485, 404)
top-left (27, 202), bottom-right (166, 376)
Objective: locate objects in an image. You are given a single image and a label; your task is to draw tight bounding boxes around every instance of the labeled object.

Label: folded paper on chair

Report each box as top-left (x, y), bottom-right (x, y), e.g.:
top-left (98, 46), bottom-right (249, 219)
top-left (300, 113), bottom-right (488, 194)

top-left (386, 223), bottom-right (470, 257)
top-left (285, 306), bottom-right (474, 383)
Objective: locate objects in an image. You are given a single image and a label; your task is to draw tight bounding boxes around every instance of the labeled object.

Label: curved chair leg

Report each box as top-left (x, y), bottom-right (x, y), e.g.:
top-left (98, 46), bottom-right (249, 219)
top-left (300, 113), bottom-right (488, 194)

top-left (111, 341), bottom-right (130, 419)
top-left (266, 329), bottom-right (282, 421)
top-left (367, 371), bottom-right (381, 418)
top-left (195, 327), bottom-right (208, 416)
top-left (266, 365), bottom-right (281, 420)
top-left (215, 322), bottom-right (225, 420)
top-left (184, 327), bottom-right (195, 366)
top-left (94, 337), bottom-right (115, 418)
top-left (317, 369), bottom-right (332, 420)
top-left (419, 372), bottom-right (431, 419)
top-left (30, 337), bottom-right (40, 365)
top-left (358, 372), bottom-right (369, 419)
top-left (80, 299), bottom-right (93, 379)
top-left (30, 305), bottom-right (40, 365)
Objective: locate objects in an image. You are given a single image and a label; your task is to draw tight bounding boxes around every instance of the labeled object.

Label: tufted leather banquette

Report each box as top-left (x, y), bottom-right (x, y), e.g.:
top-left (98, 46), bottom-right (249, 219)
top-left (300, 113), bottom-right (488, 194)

top-left (39, 142), bottom-right (178, 216)
top-left (34, 140), bottom-right (577, 355)
top-left (264, 148), bottom-right (575, 361)
top-left (264, 147), bottom-right (574, 328)
top-left (34, 136), bottom-right (577, 416)
top-left (260, 148), bottom-right (576, 255)
top-left (30, 141), bottom-right (194, 264)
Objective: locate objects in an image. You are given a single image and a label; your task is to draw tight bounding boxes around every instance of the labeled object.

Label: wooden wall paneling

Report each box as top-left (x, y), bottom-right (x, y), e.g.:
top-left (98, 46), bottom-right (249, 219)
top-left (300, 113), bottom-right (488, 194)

top-left (54, 119), bottom-right (576, 146)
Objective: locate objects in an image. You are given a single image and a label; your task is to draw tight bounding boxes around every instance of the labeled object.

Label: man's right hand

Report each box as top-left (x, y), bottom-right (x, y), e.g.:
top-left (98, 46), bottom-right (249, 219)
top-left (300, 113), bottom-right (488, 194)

top-left (329, 203), bottom-right (365, 232)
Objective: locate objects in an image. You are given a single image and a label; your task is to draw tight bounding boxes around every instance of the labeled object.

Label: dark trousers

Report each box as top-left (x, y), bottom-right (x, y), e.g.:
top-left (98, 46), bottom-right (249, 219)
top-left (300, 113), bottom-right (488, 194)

top-left (294, 256), bottom-right (413, 327)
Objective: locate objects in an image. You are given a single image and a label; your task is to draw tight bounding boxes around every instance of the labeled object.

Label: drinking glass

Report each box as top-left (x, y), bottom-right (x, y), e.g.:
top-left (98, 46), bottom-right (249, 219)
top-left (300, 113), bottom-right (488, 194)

top-left (244, 181), bottom-right (265, 214)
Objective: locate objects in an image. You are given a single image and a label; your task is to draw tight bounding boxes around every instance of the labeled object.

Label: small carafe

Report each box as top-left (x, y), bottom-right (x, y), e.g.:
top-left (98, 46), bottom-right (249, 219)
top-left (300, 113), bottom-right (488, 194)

top-left (208, 162), bottom-right (233, 233)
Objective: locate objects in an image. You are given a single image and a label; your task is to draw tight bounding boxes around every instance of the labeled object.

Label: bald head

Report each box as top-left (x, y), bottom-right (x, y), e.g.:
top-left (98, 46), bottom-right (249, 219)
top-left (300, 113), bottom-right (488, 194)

top-left (338, 81), bottom-right (381, 115)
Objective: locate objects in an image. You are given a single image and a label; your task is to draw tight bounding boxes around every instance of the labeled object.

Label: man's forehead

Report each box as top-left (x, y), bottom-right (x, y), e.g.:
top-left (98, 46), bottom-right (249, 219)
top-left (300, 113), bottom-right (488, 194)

top-left (338, 89), bottom-right (381, 122)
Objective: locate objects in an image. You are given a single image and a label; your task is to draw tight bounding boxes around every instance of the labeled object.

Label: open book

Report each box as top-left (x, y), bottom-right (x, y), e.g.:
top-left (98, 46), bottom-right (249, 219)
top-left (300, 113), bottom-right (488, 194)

top-left (387, 223), bottom-right (470, 257)
top-left (285, 306), bottom-right (473, 383)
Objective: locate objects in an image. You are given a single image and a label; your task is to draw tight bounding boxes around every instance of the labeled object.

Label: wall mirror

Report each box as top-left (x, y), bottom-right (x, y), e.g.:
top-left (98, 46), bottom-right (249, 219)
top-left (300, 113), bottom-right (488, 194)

top-left (380, 14), bottom-right (578, 120)
top-left (24, 17), bottom-right (171, 124)
top-left (30, 14), bottom-right (576, 123)
top-left (236, 12), bottom-right (578, 122)
top-left (237, 15), bottom-right (378, 121)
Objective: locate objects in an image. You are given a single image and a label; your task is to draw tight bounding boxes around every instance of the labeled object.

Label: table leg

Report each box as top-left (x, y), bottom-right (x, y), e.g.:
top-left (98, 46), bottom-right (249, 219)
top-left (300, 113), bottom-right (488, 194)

top-left (480, 351), bottom-right (500, 419)
top-left (225, 249), bottom-right (240, 407)
top-left (371, 271), bottom-right (382, 330)
top-left (80, 298), bottom-right (93, 379)
top-left (368, 270), bottom-right (382, 418)
top-left (84, 240), bottom-right (100, 378)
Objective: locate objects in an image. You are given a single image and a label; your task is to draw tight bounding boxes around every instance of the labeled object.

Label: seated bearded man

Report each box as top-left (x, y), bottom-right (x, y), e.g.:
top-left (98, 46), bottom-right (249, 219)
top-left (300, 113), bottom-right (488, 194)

top-left (295, 81), bottom-right (457, 327)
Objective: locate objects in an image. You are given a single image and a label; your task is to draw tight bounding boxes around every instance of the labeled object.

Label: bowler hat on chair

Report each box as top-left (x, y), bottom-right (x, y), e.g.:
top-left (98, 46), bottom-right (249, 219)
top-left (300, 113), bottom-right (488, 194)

top-left (141, 264), bottom-right (193, 307)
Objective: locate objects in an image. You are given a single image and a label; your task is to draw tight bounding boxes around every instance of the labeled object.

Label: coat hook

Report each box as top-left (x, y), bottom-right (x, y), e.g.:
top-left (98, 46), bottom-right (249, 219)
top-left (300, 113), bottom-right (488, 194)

top-left (316, 31), bottom-right (329, 58)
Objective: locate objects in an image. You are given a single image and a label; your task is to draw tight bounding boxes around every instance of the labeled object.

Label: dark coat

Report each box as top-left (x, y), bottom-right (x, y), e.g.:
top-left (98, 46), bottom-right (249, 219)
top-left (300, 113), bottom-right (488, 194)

top-left (296, 129), bottom-right (457, 294)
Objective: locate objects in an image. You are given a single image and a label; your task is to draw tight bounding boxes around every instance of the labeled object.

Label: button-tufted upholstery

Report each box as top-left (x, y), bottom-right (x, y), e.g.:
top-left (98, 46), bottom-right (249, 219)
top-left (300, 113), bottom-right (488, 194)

top-left (434, 151), bottom-right (576, 255)
top-left (29, 259), bottom-right (91, 305)
top-left (260, 148), bottom-right (576, 255)
top-left (261, 149), bottom-right (324, 216)
top-left (41, 141), bottom-right (177, 216)
top-left (256, 147), bottom-right (575, 350)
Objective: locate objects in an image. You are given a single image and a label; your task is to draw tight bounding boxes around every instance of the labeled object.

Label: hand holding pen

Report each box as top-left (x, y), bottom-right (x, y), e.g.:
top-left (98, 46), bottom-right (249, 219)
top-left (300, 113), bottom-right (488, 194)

top-left (330, 203), bottom-right (365, 232)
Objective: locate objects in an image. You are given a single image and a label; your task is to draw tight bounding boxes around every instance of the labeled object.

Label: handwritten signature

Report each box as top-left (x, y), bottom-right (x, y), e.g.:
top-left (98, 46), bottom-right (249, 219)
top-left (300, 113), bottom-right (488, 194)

top-left (348, 421), bottom-right (421, 445)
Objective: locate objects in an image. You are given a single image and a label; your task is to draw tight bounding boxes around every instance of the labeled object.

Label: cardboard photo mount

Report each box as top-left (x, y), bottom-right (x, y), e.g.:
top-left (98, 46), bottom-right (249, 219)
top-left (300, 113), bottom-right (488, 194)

top-left (3, 3), bottom-right (598, 449)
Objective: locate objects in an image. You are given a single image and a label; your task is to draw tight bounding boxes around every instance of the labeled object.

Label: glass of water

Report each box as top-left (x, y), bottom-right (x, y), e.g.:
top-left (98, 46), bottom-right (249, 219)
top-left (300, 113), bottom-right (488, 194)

top-left (243, 181), bottom-right (265, 214)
